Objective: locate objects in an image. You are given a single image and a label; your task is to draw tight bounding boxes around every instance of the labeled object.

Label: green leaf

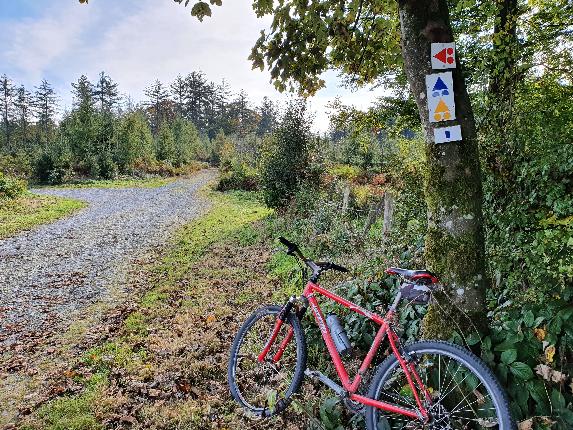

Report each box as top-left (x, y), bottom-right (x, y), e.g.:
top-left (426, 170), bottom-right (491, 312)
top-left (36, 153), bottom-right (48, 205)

top-left (548, 316), bottom-right (562, 335)
top-left (551, 388), bottom-right (566, 410)
top-left (190, 1), bottom-right (212, 21)
top-left (527, 380), bottom-right (548, 407)
top-left (501, 349), bottom-right (517, 364)
top-left (481, 335), bottom-right (492, 350)
top-left (466, 332), bottom-right (480, 346)
top-left (509, 362), bottom-right (533, 380)
top-left (523, 310), bottom-right (534, 327)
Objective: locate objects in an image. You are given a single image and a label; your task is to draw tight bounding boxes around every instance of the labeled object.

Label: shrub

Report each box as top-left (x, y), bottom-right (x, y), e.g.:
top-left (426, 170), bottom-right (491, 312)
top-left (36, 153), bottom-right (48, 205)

top-left (217, 162), bottom-right (258, 191)
top-left (97, 153), bottom-right (118, 180)
top-left (0, 172), bottom-right (27, 200)
top-left (260, 99), bottom-right (313, 209)
top-left (0, 152), bottom-right (34, 179)
top-left (35, 150), bottom-right (72, 185)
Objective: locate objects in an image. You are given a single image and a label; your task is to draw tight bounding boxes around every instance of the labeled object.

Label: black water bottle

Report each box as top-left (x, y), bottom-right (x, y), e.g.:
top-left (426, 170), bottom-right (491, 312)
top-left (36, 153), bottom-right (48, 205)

top-left (326, 314), bottom-right (352, 356)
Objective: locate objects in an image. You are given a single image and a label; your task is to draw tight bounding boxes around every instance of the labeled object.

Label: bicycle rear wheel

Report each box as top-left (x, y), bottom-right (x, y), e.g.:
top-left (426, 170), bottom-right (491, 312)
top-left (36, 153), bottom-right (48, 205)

top-left (365, 340), bottom-right (516, 430)
top-left (228, 305), bottom-right (307, 417)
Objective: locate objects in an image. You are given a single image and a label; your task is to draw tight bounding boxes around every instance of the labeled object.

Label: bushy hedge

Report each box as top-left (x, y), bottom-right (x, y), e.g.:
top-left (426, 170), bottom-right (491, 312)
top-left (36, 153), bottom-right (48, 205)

top-left (0, 172), bottom-right (27, 200)
top-left (217, 162), bottom-right (258, 191)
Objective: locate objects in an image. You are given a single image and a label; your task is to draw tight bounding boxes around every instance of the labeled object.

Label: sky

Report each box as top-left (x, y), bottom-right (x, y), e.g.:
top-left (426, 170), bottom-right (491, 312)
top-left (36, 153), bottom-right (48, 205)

top-left (0, 0), bottom-right (387, 132)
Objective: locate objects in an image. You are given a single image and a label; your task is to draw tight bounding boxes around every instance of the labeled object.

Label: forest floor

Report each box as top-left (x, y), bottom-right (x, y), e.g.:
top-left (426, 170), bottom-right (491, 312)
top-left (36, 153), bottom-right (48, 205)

top-left (0, 186), bottom-right (321, 430)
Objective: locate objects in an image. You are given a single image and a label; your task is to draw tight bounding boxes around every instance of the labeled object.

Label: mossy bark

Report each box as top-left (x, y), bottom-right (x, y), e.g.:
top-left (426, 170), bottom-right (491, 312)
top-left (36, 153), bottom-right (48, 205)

top-left (397, 0), bottom-right (487, 336)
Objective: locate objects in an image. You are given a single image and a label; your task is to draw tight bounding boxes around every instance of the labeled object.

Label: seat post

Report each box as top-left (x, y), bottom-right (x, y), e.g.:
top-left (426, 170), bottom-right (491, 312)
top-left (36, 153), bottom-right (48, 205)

top-left (388, 290), bottom-right (402, 312)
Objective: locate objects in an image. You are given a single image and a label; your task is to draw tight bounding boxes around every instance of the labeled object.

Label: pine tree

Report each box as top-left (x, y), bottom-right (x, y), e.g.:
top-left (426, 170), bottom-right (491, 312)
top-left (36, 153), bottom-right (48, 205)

top-left (72, 75), bottom-right (95, 112)
top-left (69, 75), bottom-right (97, 159)
top-left (210, 79), bottom-right (231, 135)
top-left (261, 99), bottom-right (311, 208)
top-left (116, 110), bottom-right (154, 172)
top-left (13, 85), bottom-right (33, 149)
top-left (172, 117), bottom-right (200, 166)
top-left (144, 80), bottom-right (169, 134)
top-left (33, 80), bottom-right (58, 148)
top-left (93, 72), bottom-right (119, 160)
top-left (170, 74), bottom-right (187, 118)
top-left (184, 71), bottom-right (209, 130)
top-left (0, 75), bottom-right (16, 152)
top-left (229, 90), bottom-right (256, 136)
top-left (156, 122), bottom-right (176, 162)
top-left (257, 96), bottom-right (277, 137)
top-left (94, 72), bottom-right (119, 113)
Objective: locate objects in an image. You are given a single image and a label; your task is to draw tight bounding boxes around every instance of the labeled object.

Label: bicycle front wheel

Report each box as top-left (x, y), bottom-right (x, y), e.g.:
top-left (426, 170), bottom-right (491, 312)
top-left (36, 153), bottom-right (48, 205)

top-left (365, 340), bottom-right (516, 430)
top-left (228, 305), bottom-right (307, 417)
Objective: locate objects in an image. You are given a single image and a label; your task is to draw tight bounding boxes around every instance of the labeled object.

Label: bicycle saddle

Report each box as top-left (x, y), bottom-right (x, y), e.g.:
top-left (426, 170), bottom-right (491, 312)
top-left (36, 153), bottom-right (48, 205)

top-left (385, 267), bottom-right (439, 284)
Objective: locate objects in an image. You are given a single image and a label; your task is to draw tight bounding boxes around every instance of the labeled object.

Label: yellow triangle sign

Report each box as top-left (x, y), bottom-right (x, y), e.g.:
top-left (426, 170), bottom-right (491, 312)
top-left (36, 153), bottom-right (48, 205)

top-left (433, 99), bottom-right (452, 121)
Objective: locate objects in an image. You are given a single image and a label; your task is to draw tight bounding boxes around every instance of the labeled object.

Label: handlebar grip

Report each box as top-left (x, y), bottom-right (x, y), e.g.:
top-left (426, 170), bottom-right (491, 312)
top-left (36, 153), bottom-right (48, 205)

top-left (278, 236), bottom-right (293, 247)
top-left (330, 263), bottom-right (349, 273)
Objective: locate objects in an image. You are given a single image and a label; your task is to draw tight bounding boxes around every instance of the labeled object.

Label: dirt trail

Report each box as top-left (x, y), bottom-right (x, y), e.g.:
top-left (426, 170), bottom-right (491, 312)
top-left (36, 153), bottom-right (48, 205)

top-left (0, 170), bottom-right (215, 348)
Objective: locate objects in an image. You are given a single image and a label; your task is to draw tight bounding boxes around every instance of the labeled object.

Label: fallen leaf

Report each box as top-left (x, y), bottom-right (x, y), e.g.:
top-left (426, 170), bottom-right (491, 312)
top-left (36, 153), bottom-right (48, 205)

top-left (535, 364), bottom-right (567, 383)
top-left (534, 327), bottom-right (546, 341)
top-left (147, 388), bottom-right (161, 398)
top-left (119, 415), bottom-right (137, 424)
top-left (63, 369), bottom-right (77, 378)
top-left (544, 345), bottom-right (556, 363)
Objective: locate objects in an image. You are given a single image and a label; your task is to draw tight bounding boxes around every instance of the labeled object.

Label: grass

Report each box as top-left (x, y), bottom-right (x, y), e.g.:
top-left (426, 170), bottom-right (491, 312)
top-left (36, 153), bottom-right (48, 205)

top-left (0, 193), bottom-right (85, 239)
top-left (25, 189), bottom-right (279, 430)
top-left (35, 373), bottom-right (109, 430)
top-left (36, 176), bottom-right (176, 190)
top-left (20, 188), bottom-right (351, 429)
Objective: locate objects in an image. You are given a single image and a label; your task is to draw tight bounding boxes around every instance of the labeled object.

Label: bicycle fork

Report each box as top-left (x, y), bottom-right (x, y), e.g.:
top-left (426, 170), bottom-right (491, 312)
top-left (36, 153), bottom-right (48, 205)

top-left (257, 295), bottom-right (307, 364)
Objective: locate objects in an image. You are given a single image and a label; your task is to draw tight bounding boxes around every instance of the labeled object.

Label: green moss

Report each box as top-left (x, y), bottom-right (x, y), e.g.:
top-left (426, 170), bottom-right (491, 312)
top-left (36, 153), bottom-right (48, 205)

top-left (0, 193), bottom-right (85, 239)
top-left (140, 290), bottom-right (168, 308)
top-left (83, 341), bottom-right (146, 373)
top-left (425, 227), bottom-right (484, 285)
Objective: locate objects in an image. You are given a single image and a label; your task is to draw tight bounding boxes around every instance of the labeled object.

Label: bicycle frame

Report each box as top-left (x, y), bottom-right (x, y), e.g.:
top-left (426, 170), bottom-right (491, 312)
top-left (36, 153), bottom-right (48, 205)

top-left (258, 280), bottom-right (432, 421)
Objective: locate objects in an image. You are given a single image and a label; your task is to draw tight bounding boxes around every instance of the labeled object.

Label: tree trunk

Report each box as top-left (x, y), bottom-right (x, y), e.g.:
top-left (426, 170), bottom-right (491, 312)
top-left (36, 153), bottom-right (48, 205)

top-left (397, 0), bottom-right (487, 336)
top-left (490, 0), bottom-right (519, 98)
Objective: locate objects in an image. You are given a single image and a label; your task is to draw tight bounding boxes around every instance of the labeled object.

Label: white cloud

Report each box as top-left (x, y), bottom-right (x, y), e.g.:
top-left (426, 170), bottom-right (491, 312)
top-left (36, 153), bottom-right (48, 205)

top-left (1, 0), bottom-right (388, 132)
top-left (0, 1), bottom-right (93, 85)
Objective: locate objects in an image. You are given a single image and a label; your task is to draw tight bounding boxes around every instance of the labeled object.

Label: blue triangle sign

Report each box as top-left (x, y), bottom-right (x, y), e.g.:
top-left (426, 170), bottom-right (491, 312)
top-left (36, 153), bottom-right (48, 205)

top-left (433, 77), bottom-right (448, 92)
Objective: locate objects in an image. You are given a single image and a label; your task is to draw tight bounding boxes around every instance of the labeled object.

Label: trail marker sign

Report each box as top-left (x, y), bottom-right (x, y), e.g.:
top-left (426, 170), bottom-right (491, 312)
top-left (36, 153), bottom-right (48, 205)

top-left (426, 72), bottom-right (456, 123)
top-left (434, 125), bottom-right (462, 143)
top-left (431, 43), bottom-right (456, 69)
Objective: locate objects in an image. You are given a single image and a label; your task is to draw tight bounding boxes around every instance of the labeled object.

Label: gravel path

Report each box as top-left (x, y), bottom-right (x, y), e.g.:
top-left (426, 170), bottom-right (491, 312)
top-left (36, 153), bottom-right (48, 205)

top-left (0, 170), bottom-right (216, 347)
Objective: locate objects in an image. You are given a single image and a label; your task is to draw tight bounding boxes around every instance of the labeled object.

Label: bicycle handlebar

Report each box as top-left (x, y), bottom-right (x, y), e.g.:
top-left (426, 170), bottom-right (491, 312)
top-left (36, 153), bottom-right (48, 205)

top-left (277, 237), bottom-right (350, 276)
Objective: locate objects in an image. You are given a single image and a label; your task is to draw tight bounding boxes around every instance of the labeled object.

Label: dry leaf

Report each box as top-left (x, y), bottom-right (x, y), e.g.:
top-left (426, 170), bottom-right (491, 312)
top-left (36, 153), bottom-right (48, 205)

top-left (535, 364), bottom-right (567, 383)
top-left (518, 419), bottom-right (533, 430)
top-left (534, 327), bottom-right (546, 341)
top-left (63, 369), bottom-right (77, 378)
top-left (544, 345), bottom-right (556, 363)
top-left (206, 314), bottom-right (216, 324)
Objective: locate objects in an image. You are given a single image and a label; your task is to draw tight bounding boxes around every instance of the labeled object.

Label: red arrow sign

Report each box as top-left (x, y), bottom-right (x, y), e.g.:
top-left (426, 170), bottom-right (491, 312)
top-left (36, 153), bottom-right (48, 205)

top-left (434, 47), bottom-right (455, 65)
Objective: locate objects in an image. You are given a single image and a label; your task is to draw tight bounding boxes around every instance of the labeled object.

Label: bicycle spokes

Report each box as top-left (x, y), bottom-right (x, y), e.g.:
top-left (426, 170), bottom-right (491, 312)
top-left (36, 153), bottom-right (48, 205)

top-left (374, 353), bottom-right (499, 429)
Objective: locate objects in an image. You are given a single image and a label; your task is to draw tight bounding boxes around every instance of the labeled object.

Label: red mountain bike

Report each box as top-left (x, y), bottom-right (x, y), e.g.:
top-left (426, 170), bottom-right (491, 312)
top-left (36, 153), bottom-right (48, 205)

top-left (228, 237), bottom-right (515, 429)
